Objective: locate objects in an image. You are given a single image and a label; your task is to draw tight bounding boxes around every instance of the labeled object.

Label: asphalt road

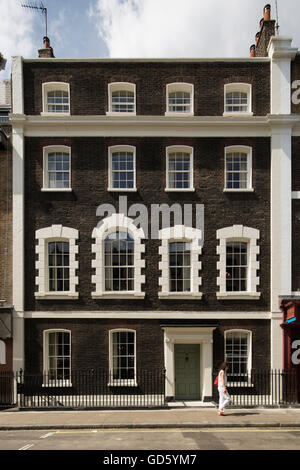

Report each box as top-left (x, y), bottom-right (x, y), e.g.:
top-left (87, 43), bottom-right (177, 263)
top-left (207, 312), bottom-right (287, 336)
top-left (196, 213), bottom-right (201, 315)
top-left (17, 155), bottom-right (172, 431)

top-left (0, 428), bottom-right (300, 452)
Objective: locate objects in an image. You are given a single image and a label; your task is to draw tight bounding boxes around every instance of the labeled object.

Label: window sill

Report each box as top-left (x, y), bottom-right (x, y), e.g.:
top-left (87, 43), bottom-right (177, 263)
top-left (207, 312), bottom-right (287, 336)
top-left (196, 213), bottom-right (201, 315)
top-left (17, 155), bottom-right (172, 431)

top-left (107, 187), bottom-right (137, 192)
top-left (159, 292), bottom-right (203, 300)
top-left (223, 188), bottom-right (254, 193)
top-left (41, 112), bottom-right (71, 117)
top-left (223, 112), bottom-right (253, 117)
top-left (106, 112), bottom-right (136, 117)
top-left (41, 188), bottom-right (72, 192)
top-left (35, 292), bottom-right (79, 300)
top-left (165, 188), bottom-right (195, 192)
top-left (216, 292), bottom-right (261, 300)
top-left (165, 112), bottom-right (194, 117)
top-left (108, 380), bottom-right (138, 387)
top-left (92, 292), bottom-right (145, 299)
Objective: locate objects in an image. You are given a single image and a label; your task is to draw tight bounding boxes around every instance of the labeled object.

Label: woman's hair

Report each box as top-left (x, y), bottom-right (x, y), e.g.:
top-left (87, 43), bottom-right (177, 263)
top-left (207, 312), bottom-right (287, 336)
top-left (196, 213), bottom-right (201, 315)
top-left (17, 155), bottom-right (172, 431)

top-left (219, 362), bottom-right (230, 371)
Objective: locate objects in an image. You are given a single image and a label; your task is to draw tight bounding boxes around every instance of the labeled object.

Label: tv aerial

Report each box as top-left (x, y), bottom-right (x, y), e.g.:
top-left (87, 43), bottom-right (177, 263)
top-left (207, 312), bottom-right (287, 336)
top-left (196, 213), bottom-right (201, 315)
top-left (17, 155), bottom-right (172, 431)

top-left (275, 0), bottom-right (280, 35)
top-left (21, 2), bottom-right (48, 37)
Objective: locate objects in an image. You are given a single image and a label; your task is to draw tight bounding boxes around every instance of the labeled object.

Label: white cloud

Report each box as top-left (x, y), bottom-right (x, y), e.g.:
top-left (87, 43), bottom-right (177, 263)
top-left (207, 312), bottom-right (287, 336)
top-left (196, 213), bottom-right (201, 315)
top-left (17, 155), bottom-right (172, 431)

top-left (0, 0), bottom-right (35, 78)
top-left (88, 0), bottom-right (300, 58)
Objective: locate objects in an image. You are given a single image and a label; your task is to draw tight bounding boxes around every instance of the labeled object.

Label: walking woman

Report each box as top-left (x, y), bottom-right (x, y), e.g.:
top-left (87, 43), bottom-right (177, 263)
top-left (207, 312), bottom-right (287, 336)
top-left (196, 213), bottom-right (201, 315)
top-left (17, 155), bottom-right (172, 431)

top-left (218, 362), bottom-right (231, 415)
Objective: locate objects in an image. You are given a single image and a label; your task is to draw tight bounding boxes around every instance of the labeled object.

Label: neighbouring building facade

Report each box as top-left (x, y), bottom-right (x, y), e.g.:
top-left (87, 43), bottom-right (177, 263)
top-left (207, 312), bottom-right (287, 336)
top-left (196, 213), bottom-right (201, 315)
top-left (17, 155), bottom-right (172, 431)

top-left (8, 5), bottom-right (300, 403)
top-left (0, 77), bottom-right (13, 375)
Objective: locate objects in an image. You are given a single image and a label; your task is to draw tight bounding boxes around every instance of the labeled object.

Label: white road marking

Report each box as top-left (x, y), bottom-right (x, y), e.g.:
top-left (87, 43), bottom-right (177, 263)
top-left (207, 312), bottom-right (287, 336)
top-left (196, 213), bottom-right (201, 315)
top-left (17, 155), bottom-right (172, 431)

top-left (40, 432), bottom-right (54, 439)
top-left (19, 444), bottom-right (34, 451)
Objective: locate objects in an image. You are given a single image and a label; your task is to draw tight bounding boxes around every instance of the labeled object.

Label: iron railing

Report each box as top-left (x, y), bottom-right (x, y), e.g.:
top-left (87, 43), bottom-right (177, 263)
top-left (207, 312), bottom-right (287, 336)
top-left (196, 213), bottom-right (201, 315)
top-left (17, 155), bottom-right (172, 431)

top-left (16, 369), bottom-right (166, 409)
top-left (212, 369), bottom-right (299, 407)
top-left (0, 372), bottom-right (15, 407)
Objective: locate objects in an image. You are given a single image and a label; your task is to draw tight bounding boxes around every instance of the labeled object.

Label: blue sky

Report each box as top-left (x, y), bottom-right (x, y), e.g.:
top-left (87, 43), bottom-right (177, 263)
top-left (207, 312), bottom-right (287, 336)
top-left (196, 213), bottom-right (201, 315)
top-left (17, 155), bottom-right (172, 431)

top-left (1, 0), bottom-right (300, 79)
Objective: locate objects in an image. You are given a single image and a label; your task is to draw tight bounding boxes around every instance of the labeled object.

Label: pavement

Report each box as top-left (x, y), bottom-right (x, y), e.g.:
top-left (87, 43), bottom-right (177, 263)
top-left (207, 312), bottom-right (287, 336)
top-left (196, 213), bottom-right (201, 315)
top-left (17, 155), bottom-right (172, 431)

top-left (1, 406), bottom-right (300, 431)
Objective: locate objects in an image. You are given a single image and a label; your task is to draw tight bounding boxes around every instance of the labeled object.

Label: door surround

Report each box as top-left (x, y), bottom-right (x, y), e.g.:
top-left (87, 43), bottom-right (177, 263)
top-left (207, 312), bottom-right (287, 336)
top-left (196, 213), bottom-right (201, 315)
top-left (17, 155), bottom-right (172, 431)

top-left (163, 327), bottom-right (216, 401)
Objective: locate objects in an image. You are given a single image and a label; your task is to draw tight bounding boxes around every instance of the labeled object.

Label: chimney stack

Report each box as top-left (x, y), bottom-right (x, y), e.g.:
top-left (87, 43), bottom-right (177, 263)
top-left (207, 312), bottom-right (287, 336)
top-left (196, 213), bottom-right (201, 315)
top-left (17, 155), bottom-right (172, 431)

top-left (250, 45), bottom-right (256, 58)
top-left (38, 36), bottom-right (55, 58)
top-left (251, 4), bottom-right (275, 57)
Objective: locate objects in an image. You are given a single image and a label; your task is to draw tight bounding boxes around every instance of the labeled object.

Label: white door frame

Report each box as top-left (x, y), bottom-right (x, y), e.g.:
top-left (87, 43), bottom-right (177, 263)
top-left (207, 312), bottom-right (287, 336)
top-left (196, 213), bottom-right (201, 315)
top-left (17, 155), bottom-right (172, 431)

top-left (162, 327), bottom-right (216, 401)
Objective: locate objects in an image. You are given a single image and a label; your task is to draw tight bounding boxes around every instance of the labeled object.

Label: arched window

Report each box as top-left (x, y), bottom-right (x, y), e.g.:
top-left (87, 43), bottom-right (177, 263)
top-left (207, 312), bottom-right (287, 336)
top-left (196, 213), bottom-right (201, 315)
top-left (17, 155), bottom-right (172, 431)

top-left (224, 146), bottom-right (253, 192)
top-left (224, 83), bottom-right (252, 115)
top-left (104, 231), bottom-right (134, 292)
top-left (166, 146), bottom-right (194, 192)
top-left (42, 82), bottom-right (70, 114)
top-left (42, 146), bottom-right (71, 192)
top-left (166, 83), bottom-right (194, 115)
top-left (107, 82), bottom-right (136, 115)
top-left (35, 225), bottom-right (79, 299)
top-left (92, 214), bottom-right (145, 298)
top-left (216, 225), bottom-right (260, 299)
top-left (158, 225), bottom-right (202, 299)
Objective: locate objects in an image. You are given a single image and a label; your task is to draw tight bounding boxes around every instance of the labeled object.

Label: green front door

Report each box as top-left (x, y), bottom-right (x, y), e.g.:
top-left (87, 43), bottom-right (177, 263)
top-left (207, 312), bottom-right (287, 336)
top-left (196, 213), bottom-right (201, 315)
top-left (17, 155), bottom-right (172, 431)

top-left (174, 344), bottom-right (200, 400)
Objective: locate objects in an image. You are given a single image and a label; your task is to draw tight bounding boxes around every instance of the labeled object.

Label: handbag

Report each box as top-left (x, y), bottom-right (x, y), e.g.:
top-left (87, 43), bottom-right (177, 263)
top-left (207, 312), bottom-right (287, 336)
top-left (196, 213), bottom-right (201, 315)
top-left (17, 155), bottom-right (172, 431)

top-left (214, 375), bottom-right (219, 386)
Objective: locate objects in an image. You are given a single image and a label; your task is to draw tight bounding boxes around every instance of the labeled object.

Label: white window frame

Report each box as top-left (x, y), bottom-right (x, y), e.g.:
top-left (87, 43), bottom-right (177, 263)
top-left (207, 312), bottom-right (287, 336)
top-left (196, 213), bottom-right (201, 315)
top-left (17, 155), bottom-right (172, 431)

top-left (165, 83), bottom-right (194, 116)
top-left (43, 329), bottom-right (72, 387)
top-left (216, 225), bottom-right (260, 300)
top-left (165, 146), bottom-right (195, 192)
top-left (41, 82), bottom-right (70, 116)
top-left (158, 225), bottom-right (202, 299)
top-left (108, 329), bottom-right (137, 387)
top-left (223, 83), bottom-right (252, 116)
top-left (108, 145), bottom-right (137, 192)
top-left (107, 82), bottom-right (136, 116)
top-left (0, 340), bottom-right (6, 365)
top-left (225, 329), bottom-right (253, 386)
top-left (92, 214), bottom-right (145, 299)
top-left (42, 145), bottom-right (72, 192)
top-left (224, 145), bottom-right (253, 192)
top-left (35, 225), bottom-right (79, 299)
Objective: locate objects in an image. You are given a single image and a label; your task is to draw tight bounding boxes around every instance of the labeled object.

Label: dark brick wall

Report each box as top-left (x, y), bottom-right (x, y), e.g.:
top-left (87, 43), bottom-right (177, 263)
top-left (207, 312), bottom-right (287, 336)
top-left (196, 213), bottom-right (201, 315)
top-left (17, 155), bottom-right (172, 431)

top-left (24, 136), bottom-right (271, 312)
top-left (292, 55), bottom-right (300, 115)
top-left (24, 319), bottom-right (164, 374)
top-left (23, 60), bottom-right (270, 116)
top-left (292, 200), bottom-right (300, 292)
top-left (24, 318), bottom-right (270, 373)
top-left (292, 138), bottom-right (300, 191)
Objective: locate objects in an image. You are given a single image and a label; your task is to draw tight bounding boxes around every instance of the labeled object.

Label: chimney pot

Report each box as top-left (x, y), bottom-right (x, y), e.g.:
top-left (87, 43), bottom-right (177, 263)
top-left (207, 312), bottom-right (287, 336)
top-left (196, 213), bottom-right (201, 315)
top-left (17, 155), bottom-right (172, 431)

top-left (264, 4), bottom-right (271, 21)
top-left (255, 32), bottom-right (260, 46)
top-left (250, 45), bottom-right (256, 57)
top-left (43, 36), bottom-right (50, 48)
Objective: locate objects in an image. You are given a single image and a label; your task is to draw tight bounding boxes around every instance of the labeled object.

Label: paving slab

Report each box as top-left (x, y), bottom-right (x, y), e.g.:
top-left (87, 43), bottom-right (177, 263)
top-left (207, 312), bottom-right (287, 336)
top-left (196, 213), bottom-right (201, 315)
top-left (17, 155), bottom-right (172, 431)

top-left (1, 407), bottom-right (300, 430)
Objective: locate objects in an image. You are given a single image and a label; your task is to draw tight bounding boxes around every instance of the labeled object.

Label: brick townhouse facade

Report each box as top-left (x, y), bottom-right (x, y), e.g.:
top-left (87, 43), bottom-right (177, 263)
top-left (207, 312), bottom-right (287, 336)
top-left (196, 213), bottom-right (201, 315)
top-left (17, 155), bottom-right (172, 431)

top-left (7, 4), bottom-right (300, 403)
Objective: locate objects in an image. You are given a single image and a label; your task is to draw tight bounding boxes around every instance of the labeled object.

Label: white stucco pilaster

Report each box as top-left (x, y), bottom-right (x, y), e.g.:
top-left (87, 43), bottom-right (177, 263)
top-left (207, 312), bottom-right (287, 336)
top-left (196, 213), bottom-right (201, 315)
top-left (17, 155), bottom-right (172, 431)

top-left (11, 56), bottom-right (25, 371)
top-left (268, 37), bottom-right (297, 369)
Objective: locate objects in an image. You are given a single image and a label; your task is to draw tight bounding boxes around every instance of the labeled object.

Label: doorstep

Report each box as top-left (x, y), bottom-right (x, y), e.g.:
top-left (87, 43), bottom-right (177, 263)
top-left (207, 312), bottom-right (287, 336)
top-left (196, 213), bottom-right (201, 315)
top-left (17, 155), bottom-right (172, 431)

top-left (167, 401), bottom-right (215, 408)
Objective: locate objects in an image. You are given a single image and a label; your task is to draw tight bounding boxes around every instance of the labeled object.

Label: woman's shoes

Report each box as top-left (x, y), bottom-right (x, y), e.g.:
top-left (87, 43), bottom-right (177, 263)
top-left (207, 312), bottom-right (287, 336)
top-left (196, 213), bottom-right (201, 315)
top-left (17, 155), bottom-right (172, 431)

top-left (218, 410), bottom-right (225, 415)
